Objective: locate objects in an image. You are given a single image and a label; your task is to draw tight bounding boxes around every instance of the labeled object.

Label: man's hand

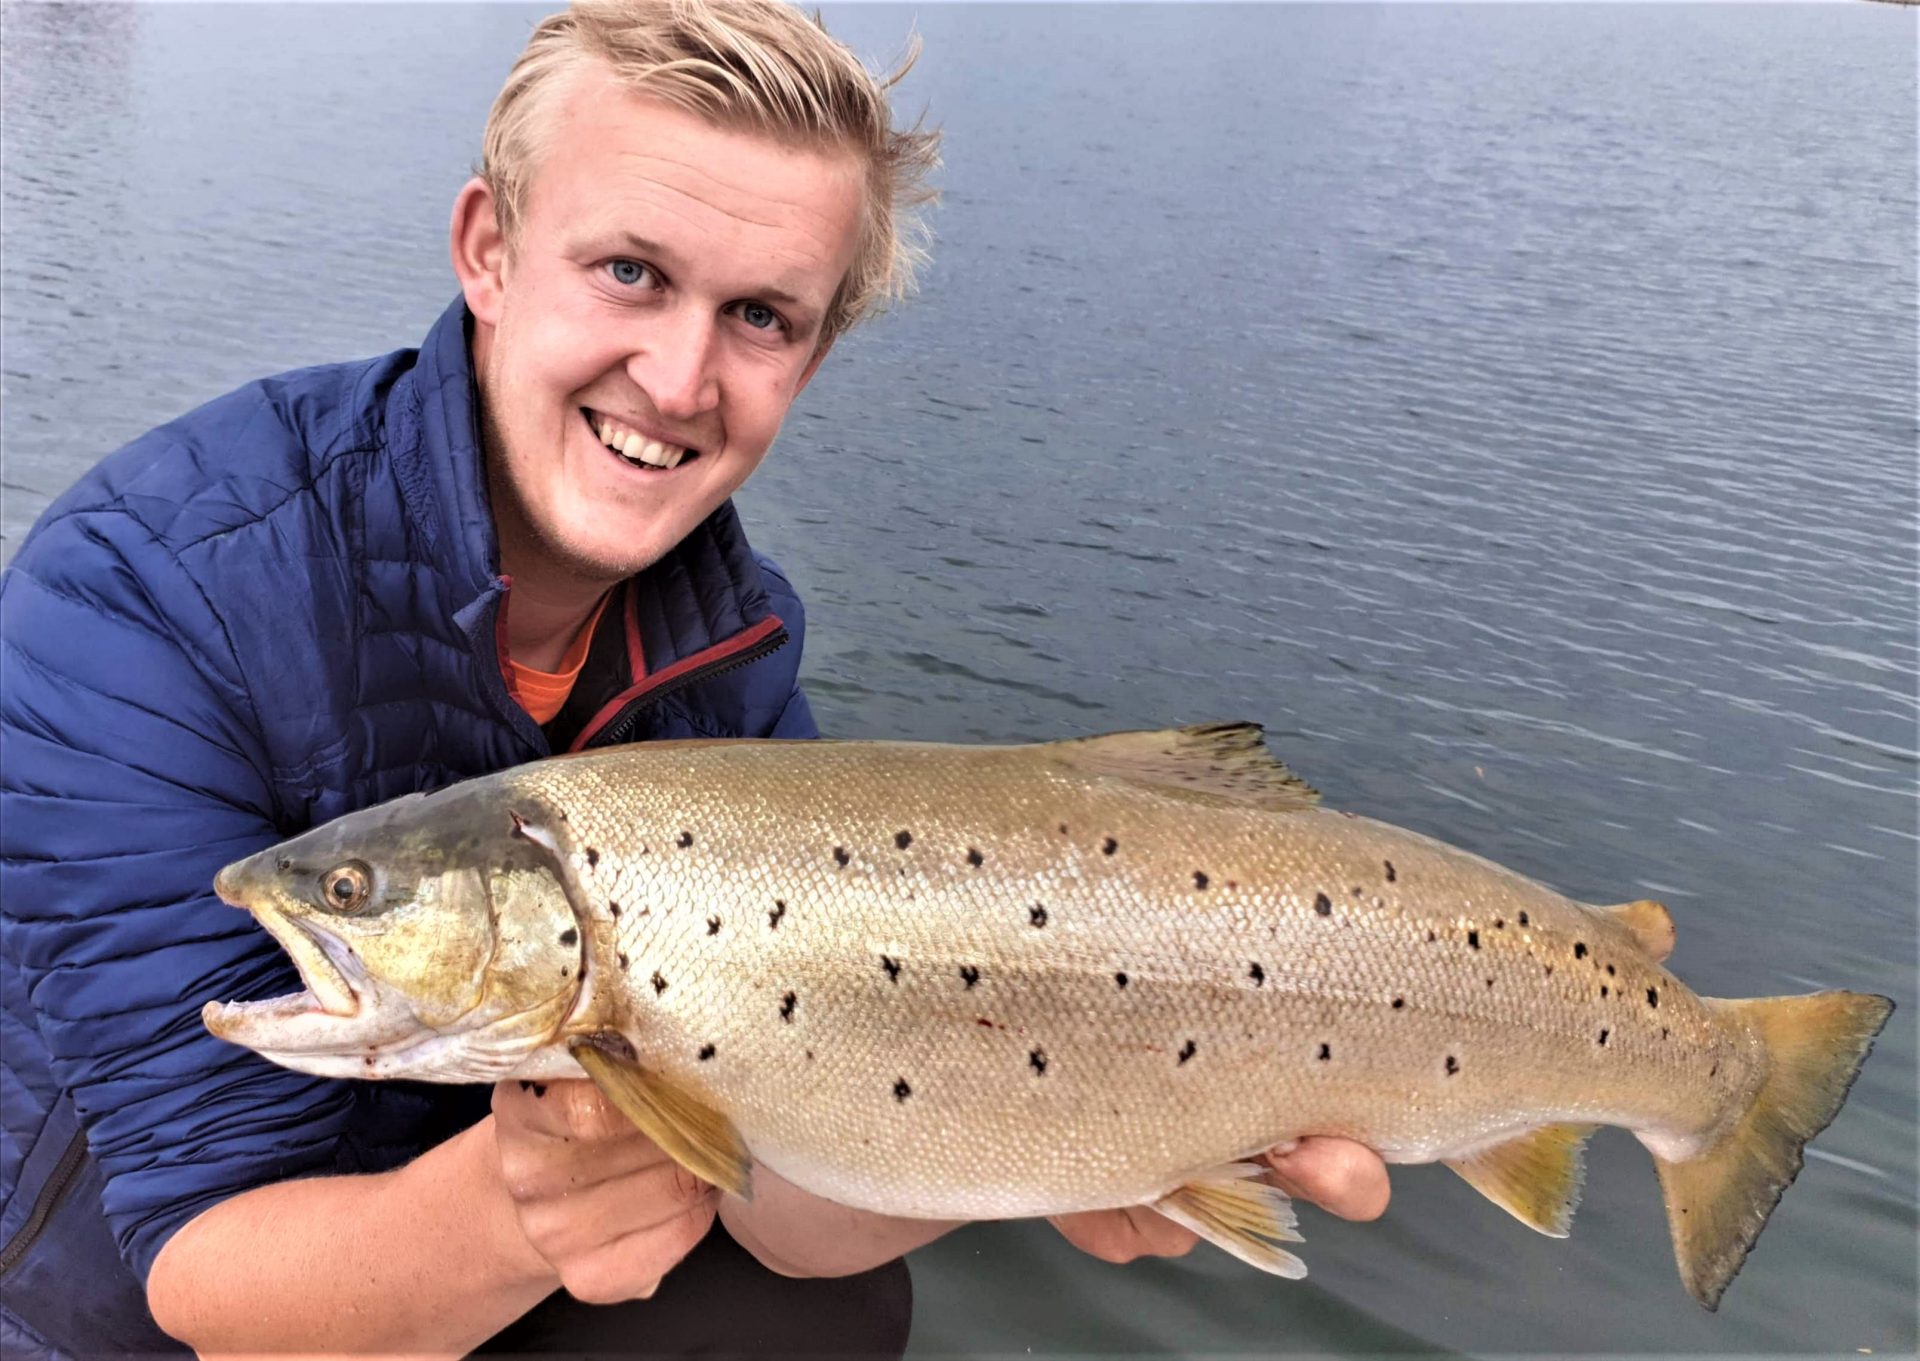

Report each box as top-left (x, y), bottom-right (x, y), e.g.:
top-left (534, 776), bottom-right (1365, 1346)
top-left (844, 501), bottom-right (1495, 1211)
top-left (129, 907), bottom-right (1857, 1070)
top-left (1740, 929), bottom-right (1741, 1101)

top-left (1048, 1136), bottom-right (1390, 1264)
top-left (493, 1078), bottom-right (717, 1304)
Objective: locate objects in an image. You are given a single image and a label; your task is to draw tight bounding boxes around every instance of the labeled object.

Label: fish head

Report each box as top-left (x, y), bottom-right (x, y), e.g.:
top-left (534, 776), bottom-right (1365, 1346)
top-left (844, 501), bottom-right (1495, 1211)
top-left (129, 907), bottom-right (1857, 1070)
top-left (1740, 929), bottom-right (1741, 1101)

top-left (203, 783), bottom-right (582, 1082)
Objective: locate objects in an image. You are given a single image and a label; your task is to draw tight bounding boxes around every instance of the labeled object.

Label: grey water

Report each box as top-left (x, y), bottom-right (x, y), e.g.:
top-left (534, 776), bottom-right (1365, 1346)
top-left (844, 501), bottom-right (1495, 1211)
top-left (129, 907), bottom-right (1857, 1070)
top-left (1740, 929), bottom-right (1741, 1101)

top-left (3, 2), bottom-right (1914, 1355)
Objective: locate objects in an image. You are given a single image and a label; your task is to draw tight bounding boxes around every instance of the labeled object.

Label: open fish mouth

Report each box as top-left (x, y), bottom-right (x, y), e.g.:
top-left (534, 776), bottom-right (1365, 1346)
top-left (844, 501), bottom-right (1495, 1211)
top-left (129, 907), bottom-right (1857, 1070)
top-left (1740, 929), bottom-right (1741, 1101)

top-left (203, 906), bottom-right (368, 1045)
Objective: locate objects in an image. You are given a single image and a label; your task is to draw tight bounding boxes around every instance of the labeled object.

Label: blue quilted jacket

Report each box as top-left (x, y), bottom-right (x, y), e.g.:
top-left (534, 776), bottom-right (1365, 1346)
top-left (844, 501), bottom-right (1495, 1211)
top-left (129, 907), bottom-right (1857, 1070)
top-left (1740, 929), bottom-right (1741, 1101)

top-left (0, 298), bottom-right (819, 1354)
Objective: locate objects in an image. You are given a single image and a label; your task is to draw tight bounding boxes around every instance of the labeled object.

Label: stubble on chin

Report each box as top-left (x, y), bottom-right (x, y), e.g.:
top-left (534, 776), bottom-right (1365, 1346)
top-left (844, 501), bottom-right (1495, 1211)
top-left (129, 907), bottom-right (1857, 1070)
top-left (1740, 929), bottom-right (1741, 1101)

top-left (475, 396), bottom-right (654, 589)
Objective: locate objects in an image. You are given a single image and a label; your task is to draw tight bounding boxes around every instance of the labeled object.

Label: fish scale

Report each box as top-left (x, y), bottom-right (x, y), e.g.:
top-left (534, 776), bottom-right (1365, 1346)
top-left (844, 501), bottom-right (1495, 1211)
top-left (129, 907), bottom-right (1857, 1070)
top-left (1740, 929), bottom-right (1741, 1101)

top-left (205, 723), bottom-right (1892, 1308)
top-left (517, 738), bottom-right (1742, 1217)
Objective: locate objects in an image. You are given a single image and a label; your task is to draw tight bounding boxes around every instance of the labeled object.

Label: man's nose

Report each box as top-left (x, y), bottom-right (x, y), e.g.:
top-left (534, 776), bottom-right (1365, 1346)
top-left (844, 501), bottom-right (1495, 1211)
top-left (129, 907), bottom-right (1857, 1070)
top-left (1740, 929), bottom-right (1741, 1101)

top-left (630, 306), bottom-right (720, 424)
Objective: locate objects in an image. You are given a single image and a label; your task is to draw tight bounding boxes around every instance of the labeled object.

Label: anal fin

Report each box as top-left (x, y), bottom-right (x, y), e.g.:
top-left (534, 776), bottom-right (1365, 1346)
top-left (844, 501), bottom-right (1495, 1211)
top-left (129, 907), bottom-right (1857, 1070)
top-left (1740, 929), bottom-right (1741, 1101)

top-left (1445, 1123), bottom-right (1596, 1237)
top-left (570, 1037), bottom-right (753, 1200)
top-left (1153, 1162), bottom-right (1307, 1278)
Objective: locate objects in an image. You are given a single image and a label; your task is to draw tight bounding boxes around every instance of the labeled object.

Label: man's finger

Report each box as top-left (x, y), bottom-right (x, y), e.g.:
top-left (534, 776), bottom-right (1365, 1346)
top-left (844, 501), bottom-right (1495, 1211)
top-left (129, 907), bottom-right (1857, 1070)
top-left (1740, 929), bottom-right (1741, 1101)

top-left (1263, 1137), bottom-right (1391, 1222)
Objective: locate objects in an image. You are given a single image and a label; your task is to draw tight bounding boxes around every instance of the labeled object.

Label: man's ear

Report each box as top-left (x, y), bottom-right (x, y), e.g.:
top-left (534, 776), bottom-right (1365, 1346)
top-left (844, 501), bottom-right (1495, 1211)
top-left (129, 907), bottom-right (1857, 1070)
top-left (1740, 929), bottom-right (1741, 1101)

top-left (451, 176), bottom-right (509, 327)
top-left (794, 333), bottom-right (836, 396)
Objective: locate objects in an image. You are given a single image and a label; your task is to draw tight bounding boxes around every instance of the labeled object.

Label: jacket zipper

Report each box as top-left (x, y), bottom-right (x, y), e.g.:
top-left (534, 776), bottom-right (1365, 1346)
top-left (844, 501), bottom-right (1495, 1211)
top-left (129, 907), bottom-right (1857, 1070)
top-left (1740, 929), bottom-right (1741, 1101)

top-left (585, 627), bottom-right (788, 749)
top-left (0, 1127), bottom-right (88, 1276)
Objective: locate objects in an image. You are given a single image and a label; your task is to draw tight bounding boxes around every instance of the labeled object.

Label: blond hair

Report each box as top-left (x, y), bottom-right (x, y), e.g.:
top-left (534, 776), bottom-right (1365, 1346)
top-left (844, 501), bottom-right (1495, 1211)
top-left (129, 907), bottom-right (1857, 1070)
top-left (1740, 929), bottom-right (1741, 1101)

top-left (482, 0), bottom-right (939, 341)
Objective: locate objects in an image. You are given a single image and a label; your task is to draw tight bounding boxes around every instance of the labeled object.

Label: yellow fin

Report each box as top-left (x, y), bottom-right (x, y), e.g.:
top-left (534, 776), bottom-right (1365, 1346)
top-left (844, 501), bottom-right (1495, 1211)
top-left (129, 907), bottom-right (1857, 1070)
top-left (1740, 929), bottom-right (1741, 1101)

top-left (570, 1039), bottom-right (753, 1200)
top-left (1653, 990), bottom-right (1892, 1310)
top-left (1598, 899), bottom-right (1676, 962)
top-left (1445, 1123), bottom-right (1597, 1237)
top-left (1050, 723), bottom-right (1321, 812)
top-left (1153, 1162), bottom-right (1308, 1278)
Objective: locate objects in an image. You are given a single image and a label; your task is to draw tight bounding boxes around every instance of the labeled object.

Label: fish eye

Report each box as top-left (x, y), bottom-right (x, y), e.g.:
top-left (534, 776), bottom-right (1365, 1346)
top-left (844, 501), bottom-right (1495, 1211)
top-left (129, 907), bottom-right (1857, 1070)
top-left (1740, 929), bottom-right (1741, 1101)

top-left (320, 861), bottom-right (373, 914)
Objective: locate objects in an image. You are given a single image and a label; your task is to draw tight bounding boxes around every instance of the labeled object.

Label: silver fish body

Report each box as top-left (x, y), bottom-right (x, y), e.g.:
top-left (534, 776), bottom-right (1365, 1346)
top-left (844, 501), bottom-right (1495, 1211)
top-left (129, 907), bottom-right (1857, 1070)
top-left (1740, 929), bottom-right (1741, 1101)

top-left (206, 724), bottom-right (1891, 1307)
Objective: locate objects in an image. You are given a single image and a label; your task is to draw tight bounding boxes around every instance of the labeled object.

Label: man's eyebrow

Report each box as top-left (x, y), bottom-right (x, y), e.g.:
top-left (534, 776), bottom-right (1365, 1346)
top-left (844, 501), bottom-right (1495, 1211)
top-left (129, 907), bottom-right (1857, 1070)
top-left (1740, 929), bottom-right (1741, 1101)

top-left (618, 231), bottom-right (812, 311)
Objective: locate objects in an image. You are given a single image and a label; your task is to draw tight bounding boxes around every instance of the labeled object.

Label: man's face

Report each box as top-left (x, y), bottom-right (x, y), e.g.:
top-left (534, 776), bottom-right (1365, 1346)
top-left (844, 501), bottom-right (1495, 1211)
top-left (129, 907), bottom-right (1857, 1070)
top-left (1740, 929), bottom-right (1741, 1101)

top-left (460, 69), bottom-right (865, 585)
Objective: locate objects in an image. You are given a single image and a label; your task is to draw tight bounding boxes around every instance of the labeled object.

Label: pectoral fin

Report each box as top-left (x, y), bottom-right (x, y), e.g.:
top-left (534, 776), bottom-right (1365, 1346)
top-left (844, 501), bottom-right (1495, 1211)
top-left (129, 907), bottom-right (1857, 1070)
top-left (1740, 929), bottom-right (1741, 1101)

top-left (1153, 1162), bottom-right (1307, 1278)
top-left (569, 1037), bottom-right (753, 1200)
top-left (1445, 1123), bottom-right (1596, 1237)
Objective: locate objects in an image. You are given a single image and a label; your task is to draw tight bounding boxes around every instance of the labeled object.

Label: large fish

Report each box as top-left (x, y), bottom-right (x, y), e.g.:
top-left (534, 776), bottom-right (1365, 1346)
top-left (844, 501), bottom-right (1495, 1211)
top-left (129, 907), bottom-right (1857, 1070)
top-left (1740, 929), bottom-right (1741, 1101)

top-left (205, 724), bottom-right (1890, 1309)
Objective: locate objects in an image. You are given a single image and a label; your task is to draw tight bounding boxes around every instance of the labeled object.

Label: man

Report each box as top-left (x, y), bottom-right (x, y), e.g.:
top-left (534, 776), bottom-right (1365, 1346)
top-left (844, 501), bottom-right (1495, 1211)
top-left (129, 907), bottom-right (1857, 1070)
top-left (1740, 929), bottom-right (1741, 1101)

top-left (0, 2), bottom-right (1387, 1355)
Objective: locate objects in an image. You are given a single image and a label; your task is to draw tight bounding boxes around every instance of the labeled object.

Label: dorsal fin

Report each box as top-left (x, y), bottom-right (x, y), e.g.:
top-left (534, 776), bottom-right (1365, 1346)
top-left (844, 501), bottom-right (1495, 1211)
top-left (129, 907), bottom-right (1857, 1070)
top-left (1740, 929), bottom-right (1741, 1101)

top-left (1047, 723), bottom-right (1321, 813)
top-left (1596, 899), bottom-right (1676, 962)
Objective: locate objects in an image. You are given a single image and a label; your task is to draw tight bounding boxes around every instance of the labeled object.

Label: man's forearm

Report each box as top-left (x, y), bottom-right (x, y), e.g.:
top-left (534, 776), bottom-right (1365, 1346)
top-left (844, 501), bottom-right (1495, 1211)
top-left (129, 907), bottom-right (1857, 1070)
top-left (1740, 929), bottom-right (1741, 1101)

top-left (719, 1161), bottom-right (959, 1278)
top-left (147, 1117), bottom-right (557, 1358)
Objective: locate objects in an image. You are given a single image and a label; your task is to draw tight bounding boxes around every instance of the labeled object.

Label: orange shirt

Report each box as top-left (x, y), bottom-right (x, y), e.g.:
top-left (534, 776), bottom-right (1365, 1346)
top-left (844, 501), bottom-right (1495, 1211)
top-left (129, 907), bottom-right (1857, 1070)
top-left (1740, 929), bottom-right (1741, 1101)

top-left (505, 591), bottom-right (613, 725)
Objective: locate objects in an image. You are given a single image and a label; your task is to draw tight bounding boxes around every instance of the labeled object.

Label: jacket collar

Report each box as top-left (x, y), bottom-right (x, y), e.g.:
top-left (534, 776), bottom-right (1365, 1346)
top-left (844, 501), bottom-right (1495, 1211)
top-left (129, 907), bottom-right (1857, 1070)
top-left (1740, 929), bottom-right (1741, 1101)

top-left (394, 297), bottom-right (784, 735)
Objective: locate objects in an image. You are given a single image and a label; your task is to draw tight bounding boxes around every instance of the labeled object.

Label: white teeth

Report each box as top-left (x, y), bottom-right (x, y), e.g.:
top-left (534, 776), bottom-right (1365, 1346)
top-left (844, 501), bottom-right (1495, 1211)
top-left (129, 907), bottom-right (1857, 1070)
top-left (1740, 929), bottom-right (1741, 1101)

top-left (592, 412), bottom-right (684, 468)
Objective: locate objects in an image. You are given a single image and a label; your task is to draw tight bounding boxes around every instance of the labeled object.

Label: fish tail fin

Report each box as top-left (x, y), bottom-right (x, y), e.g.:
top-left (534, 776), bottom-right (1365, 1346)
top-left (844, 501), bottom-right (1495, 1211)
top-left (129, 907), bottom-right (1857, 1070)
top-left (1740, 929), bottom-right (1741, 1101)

top-left (1652, 990), bottom-right (1892, 1310)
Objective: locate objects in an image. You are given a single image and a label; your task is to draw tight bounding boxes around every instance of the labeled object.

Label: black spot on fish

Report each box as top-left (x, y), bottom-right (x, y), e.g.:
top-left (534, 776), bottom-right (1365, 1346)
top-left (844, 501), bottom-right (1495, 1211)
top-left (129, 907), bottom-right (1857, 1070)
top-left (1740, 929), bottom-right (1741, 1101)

top-left (1648, 987), bottom-right (1660, 1008)
top-left (1710, 1063), bottom-right (1718, 1078)
top-left (1391, 997), bottom-right (1405, 1010)
top-left (1058, 823), bottom-right (1070, 835)
top-left (1030, 1048), bottom-right (1047, 1076)
top-left (1102, 837), bottom-right (1119, 856)
top-left (1193, 871), bottom-right (1209, 890)
top-left (1384, 860), bottom-right (1396, 882)
top-left (806, 1049), bottom-right (815, 1061)
top-left (532, 1083), bottom-right (547, 1098)
top-left (1606, 963), bottom-right (1616, 976)
top-left (967, 847), bottom-right (985, 868)
top-left (651, 971), bottom-right (668, 996)
top-left (1519, 912), bottom-right (1530, 926)
top-left (698, 1043), bottom-right (715, 1061)
top-left (1574, 942), bottom-right (1588, 959)
top-left (1427, 929), bottom-right (1437, 942)
top-left (895, 830), bottom-right (913, 850)
top-left (770, 900), bottom-right (787, 929)
top-left (586, 847), bottom-right (600, 867)
top-left (1315, 893), bottom-right (1333, 917)
top-left (960, 965), bottom-right (981, 989)
top-left (1177, 1039), bottom-right (1197, 1065)
top-left (1598, 1029), bottom-right (1610, 1047)
top-left (1486, 978), bottom-right (1495, 989)
top-left (1249, 962), bottom-right (1266, 986)
top-left (881, 955), bottom-right (901, 982)
top-left (1545, 964), bottom-right (1555, 977)
top-left (1115, 971), bottom-right (1130, 988)
top-left (707, 916), bottom-right (721, 936)
top-left (780, 992), bottom-right (797, 1022)
top-left (1445, 1055), bottom-right (1460, 1076)
top-left (1317, 1043), bottom-right (1331, 1061)
top-left (1467, 930), bottom-right (1480, 950)
top-left (1661, 1026), bottom-right (1670, 1040)
top-left (833, 846), bottom-right (850, 867)
top-left (1601, 985), bottom-right (1610, 999)
top-left (609, 901), bottom-right (621, 919)
top-left (1494, 918), bottom-right (1505, 930)
top-left (559, 927), bottom-right (578, 946)
top-left (893, 1078), bottom-right (912, 1102)
top-left (618, 952), bottom-right (629, 970)
top-left (1029, 904), bottom-right (1048, 928)
top-left (676, 831), bottom-right (693, 849)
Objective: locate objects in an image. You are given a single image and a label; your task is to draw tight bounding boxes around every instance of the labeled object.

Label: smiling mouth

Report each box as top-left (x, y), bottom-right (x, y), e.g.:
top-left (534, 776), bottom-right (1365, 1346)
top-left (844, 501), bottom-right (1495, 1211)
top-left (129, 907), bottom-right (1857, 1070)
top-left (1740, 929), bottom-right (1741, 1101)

top-left (583, 408), bottom-right (701, 472)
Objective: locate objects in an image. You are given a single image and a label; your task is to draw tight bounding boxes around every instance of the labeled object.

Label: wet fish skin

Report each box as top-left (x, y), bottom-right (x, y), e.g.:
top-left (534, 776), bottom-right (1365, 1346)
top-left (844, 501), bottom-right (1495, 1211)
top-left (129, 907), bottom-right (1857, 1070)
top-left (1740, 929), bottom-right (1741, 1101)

top-left (205, 724), bottom-right (1892, 1308)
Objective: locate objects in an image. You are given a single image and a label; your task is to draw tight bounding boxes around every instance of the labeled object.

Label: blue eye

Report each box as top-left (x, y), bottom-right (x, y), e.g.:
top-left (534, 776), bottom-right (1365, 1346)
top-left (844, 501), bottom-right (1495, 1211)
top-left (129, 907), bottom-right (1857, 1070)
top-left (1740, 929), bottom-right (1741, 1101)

top-left (739, 303), bottom-right (779, 331)
top-left (608, 259), bottom-right (654, 287)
